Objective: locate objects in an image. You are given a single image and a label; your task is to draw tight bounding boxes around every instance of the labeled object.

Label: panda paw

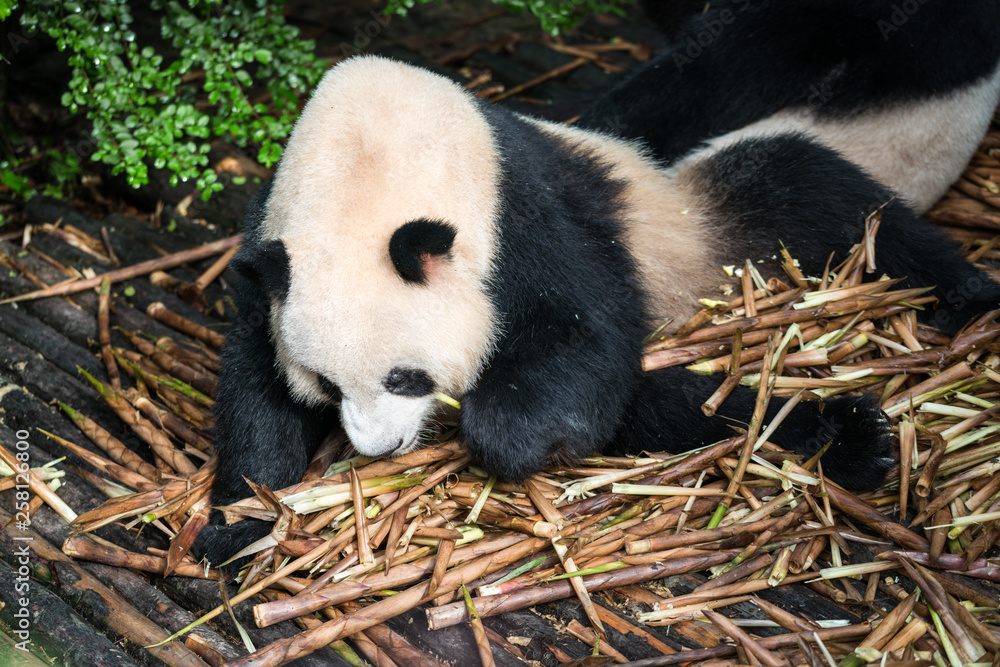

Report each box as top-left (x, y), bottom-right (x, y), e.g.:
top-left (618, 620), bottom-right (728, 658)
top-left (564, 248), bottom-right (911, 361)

top-left (823, 395), bottom-right (894, 489)
top-left (775, 394), bottom-right (894, 490)
top-left (192, 517), bottom-right (273, 575)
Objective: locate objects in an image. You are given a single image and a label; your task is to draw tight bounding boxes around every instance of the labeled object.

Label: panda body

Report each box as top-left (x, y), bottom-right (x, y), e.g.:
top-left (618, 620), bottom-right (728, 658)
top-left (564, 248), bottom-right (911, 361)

top-left (195, 2), bottom-right (1000, 565)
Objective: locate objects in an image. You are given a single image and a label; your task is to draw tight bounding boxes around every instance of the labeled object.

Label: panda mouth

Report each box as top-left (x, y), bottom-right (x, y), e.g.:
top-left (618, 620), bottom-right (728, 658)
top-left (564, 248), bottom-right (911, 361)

top-left (339, 395), bottom-right (432, 458)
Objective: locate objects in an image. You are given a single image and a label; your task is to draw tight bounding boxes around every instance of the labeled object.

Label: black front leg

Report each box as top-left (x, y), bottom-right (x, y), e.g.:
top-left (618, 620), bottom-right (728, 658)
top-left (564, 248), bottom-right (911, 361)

top-left (193, 293), bottom-right (337, 566)
top-left (461, 312), bottom-right (642, 481)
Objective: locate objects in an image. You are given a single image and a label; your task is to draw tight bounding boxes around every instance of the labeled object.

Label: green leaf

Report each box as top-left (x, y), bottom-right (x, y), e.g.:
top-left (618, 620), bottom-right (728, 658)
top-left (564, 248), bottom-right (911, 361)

top-left (1, 169), bottom-right (33, 197)
top-left (22, 0), bottom-right (328, 198)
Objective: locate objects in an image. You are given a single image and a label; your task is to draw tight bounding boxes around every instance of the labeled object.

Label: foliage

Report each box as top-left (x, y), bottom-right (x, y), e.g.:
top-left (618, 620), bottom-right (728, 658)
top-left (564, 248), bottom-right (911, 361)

top-left (1, 0), bottom-right (624, 205)
top-left (7, 0), bottom-right (325, 198)
top-left (0, 165), bottom-right (33, 200)
top-left (386, 0), bottom-right (628, 34)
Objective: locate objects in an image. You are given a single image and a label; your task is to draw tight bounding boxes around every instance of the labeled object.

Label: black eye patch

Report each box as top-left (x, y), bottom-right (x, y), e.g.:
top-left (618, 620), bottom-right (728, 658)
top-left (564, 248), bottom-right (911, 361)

top-left (388, 219), bottom-right (456, 284)
top-left (318, 374), bottom-right (342, 401)
top-left (383, 368), bottom-right (434, 397)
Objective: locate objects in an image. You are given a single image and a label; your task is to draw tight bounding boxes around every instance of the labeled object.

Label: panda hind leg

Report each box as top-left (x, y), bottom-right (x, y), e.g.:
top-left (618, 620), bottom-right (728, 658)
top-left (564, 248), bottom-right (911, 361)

top-left (694, 135), bottom-right (1000, 335)
top-left (610, 366), bottom-right (893, 491)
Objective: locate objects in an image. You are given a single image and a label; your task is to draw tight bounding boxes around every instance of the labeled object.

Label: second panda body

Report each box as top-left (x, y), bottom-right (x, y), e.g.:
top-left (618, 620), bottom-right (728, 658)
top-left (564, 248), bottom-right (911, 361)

top-left (195, 1), bottom-right (1000, 565)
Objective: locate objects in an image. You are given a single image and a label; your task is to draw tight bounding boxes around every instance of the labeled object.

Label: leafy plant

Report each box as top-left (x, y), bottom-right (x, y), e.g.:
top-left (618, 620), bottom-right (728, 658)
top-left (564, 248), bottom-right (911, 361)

top-left (386, 0), bottom-right (629, 34)
top-left (0, 165), bottom-right (33, 199)
top-left (8, 0), bottom-right (325, 198)
top-left (2, 0), bottom-right (626, 204)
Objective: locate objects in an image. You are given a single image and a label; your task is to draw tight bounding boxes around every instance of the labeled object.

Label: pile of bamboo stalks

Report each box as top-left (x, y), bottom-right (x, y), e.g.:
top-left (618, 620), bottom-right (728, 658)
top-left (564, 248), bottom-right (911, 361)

top-left (4, 136), bottom-right (1000, 667)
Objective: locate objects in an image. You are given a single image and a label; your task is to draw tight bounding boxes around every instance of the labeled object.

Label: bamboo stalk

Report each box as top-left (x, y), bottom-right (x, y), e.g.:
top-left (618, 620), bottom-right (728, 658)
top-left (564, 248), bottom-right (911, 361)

top-left (0, 442), bottom-right (77, 523)
top-left (98, 276), bottom-right (121, 390)
top-left (252, 534), bottom-right (528, 628)
top-left (0, 234), bottom-right (242, 304)
top-left (526, 478), bottom-right (605, 636)
top-left (426, 550), bottom-right (737, 631)
top-left (39, 428), bottom-right (159, 493)
top-left (79, 367), bottom-right (198, 475)
top-left (147, 302), bottom-right (226, 349)
top-left (703, 609), bottom-right (786, 667)
top-left (461, 584), bottom-right (496, 667)
top-left (566, 619), bottom-right (628, 663)
top-left (57, 401), bottom-right (162, 483)
top-left (228, 536), bottom-right (552, 666)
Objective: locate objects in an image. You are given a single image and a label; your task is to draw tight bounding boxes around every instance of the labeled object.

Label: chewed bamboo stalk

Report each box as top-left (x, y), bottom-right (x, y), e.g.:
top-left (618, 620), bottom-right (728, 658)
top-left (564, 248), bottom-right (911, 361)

top-left (0, 442), bottom-right (76, 523)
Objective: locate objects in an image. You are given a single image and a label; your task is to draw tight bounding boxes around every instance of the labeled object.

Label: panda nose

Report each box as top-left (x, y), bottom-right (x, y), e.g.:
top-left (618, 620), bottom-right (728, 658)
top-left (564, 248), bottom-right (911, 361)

top-left (383, 368), bottom-right (434, 396)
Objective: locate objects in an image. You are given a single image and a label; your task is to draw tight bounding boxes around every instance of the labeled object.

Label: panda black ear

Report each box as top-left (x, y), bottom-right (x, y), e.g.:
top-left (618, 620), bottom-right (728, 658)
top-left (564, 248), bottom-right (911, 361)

top-left (389, 219), bottom-right (457, 284)
top-left (231, 239), bottom-right (291, 300)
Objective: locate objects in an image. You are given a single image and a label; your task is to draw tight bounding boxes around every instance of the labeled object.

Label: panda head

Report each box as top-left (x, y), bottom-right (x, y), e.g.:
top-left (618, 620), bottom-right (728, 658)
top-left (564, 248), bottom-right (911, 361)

top-left (256, 56), bottom-right (502, 458)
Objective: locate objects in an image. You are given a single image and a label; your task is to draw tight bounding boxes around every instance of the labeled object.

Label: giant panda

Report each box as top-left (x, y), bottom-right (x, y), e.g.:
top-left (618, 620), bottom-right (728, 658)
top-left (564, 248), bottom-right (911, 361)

top-left (194, 0), bottom-right (1000, 566)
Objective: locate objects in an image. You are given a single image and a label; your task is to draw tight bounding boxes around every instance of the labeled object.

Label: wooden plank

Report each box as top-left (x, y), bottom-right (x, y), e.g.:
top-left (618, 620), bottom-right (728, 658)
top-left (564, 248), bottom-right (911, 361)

top-left (0, 558), bottom-right (139, 666)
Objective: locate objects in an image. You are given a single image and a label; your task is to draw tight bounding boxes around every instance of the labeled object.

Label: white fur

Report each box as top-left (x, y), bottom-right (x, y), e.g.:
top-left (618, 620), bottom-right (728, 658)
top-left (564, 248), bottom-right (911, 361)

top-left (264, 56), bottom-right (501, 456)
top-left (687, 62), bottom-right (1000, 212)
top-left (341, 394), bottom-right (435, 457)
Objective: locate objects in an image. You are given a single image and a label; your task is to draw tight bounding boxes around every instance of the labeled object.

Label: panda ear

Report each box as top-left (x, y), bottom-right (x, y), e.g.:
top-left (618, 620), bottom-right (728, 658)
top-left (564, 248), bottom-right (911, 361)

top-left (389, 219), bottom-right (457, 284)
top-left (231, 239), bottom-right (291, 300)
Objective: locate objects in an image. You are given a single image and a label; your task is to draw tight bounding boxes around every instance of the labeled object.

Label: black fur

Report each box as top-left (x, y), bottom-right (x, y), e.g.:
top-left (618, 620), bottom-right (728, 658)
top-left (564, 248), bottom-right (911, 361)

top-left (694, 135), bottom-right (1000, 333)
top-left (459, 107), bottom-right (649, 478)
top-left (638, 0), bottom-right (709, 36)
top-left (580, 0), bottom-right (1000, 165)
top-left (228, 183), bottom-right (292, 301)
top-left (384, 368), bottom-right (435, 397)
top-left (318, 375), bottom-right (342, 400)
top-left (612, 367), bottom-right (894, 490)
top-left (388, 219), bottom-right (456, 283)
